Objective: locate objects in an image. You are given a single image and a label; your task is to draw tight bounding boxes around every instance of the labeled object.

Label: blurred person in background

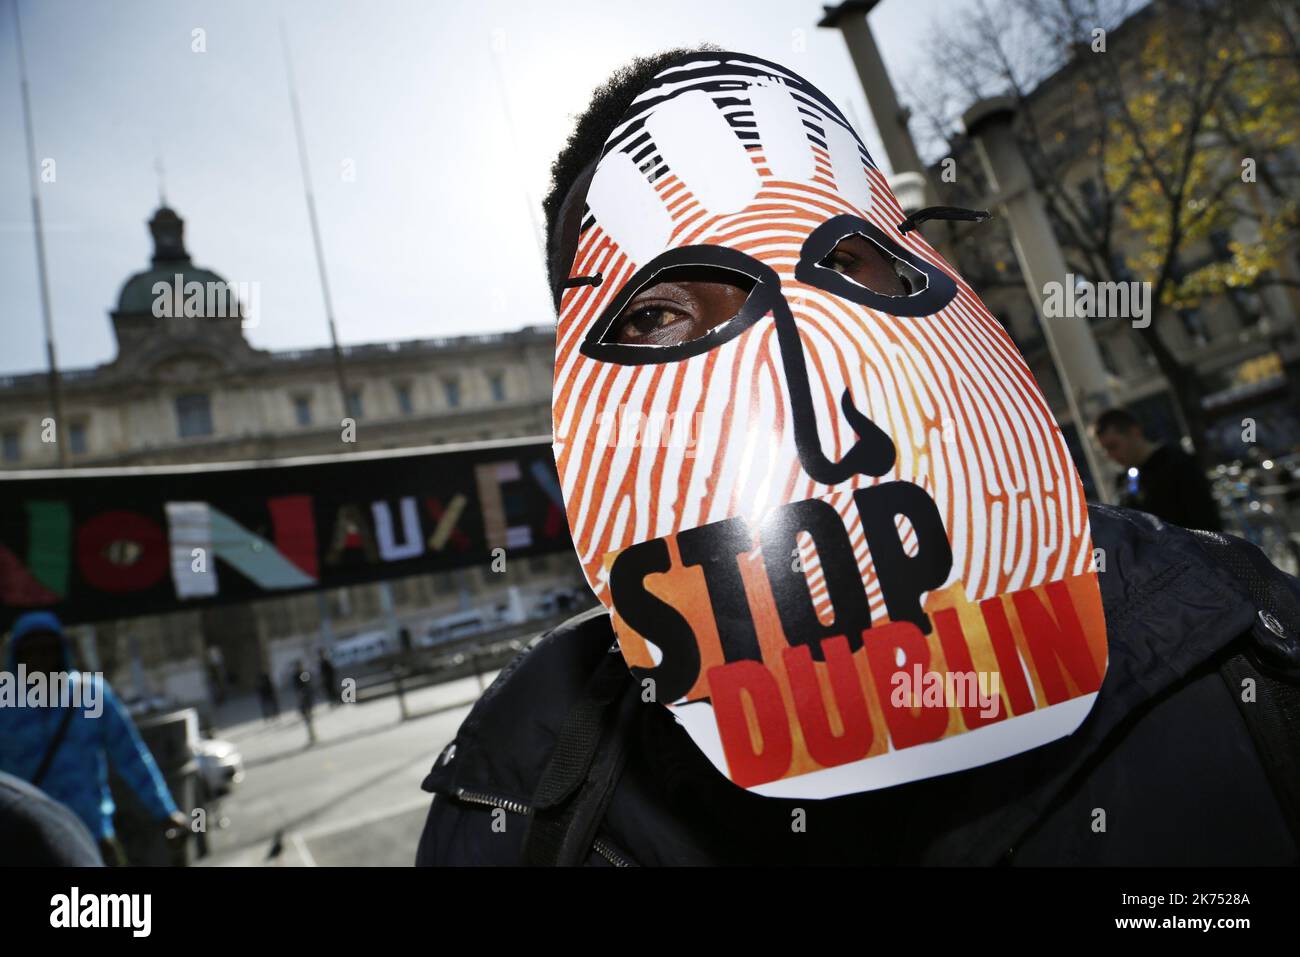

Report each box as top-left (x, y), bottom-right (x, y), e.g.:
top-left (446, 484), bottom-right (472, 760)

top-left (318, 648), bottom-right (339, 707)
top-left (257, 670), bottom-right (281, 721)
top-left (206, 645), bottom-right (227, 705)
top-left (291, 659), bottom-right (317, 744)
top-left (1093, 407), bottom-right (1223, 531)
top-left (0, 611), bottom-right (187, 865)
top-left (291, 659), bottom-right (314, 711)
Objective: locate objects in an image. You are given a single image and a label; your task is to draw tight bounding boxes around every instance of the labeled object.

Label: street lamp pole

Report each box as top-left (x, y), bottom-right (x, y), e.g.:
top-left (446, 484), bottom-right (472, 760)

top-left (964, 97), bottom-right (1116, 502)
top-left (818, 1), bottom-right (937, 208)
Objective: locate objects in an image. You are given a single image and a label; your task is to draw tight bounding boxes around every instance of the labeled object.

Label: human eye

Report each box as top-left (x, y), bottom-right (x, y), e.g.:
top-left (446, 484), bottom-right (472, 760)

top-left (616, 304), bottom-right (692, 342)
top-left (587, 255), bottom-right (762, 357)
top-left (826, 249), bottom-right (858, 276)
top-left (821, 235), bottom-right (912, 296)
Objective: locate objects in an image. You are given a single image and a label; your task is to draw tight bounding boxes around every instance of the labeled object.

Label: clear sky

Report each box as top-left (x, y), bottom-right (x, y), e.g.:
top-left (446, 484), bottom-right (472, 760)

top-left (0, 0), bottom-right (964, 376)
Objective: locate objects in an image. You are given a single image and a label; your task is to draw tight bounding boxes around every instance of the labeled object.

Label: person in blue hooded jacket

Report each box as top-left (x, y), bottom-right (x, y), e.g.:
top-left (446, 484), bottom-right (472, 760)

top-left (0, 611), bottom-right (186, 865)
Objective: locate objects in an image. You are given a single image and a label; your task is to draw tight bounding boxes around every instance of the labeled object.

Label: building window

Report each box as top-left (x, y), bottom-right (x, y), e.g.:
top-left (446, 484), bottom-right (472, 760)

top-left (395, 383), bottom-right (414, 415)
top-left (69, 422), bottom-right (88, 455)
top-left (1097, 338), bottom-right (1120, 378)
top-left (1078, 177), bottom-right (1103, 225)
top-left (1177, 308), bottom-right (1209, 348)
top-left (488, 372), bottom-right (506, 403)
top-left (293, 394), bottom-right (313, 427)
top-left (264, 596), bottom-right (293, 638)
top-left (357, 583), bottom-right (380, 619)
top-left (443, 378), bottom-right (461, 408)
top-left (329, 588), bottom-right (351, 619)
top-left (346, 388), bottom-right (364, 419)
top-left (175, 393), bottom-right (213, 438)
top-left (2, 429), bottom-right (19, 463)
top-left (1209, 229), bottom-right (1233, 261)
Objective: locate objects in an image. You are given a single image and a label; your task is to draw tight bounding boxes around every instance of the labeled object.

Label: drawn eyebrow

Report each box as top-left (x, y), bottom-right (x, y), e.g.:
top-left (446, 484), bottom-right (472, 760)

top-left (562, 272), bottom-right (603, 290)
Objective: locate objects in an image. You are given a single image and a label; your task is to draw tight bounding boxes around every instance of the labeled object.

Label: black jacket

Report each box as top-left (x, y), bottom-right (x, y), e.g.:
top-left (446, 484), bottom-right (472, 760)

top-left (0, 771), bottom-right (103, 867)
top-left (416, 506), bottom-right (1300, 866)
top-left (1117, 443), bottom-right (1223, 532)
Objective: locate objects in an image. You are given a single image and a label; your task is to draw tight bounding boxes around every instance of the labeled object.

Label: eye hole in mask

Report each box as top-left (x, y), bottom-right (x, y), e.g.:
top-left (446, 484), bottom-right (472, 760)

top-left (580, 245), bottom-right (780, 366)
top-left (608, 264), bottom-right (758, 347)
top-left (796, 214), bottom-right (958, 318)
top-left (819, 234), bottom-right (927, 298)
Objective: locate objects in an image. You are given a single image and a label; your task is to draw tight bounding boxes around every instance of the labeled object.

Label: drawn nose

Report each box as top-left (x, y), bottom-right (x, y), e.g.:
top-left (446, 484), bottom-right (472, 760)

top-left (771, 292), bottom-right (896, 485)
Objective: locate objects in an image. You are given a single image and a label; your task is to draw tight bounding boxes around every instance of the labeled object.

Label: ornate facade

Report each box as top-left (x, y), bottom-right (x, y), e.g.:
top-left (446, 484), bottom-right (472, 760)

top-left (0, 206), bottom-right (579, 707)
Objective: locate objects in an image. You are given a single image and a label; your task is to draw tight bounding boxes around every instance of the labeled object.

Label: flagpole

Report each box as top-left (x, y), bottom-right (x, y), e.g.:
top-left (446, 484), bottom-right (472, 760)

top-left (13, 0), bottom-right (68, 467)
top-left (486, 40), bottom-right (547, 273)
top-left (279, 20), bottom-right (351, 420)
top-left (278, 22), bottom-right (400, 663)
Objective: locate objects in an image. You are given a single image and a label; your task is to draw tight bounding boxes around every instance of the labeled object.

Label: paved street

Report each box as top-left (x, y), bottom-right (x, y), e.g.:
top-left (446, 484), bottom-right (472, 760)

top-left (195, 672), bottom-right (498, 867)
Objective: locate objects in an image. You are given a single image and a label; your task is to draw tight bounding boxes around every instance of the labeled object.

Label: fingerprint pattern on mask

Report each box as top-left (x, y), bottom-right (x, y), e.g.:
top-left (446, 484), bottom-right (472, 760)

top-left (553, 54), bottom-right (1089, 626)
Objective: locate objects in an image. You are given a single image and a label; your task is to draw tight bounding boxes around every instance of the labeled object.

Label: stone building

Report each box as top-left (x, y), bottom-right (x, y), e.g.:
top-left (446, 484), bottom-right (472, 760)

top-left (927, 0), bottom-right (1300, 478)
top-left (0, 204), bottom-right (582, 706)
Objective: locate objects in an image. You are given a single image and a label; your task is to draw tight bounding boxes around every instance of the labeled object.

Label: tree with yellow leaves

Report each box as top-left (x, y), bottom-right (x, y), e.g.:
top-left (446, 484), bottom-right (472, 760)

top-left (914, 0), bottom-right (1300, 466)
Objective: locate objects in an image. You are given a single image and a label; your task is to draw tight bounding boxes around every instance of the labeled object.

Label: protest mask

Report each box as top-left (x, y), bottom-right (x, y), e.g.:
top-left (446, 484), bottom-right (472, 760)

top-left (552, 52), bottom-right (1107, 798)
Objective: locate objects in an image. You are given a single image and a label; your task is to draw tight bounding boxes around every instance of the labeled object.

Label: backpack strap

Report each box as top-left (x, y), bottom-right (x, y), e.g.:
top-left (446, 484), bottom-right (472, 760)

top-left (1191, 529), bottom-right (1300, 678)
top-left (522, 643), bottom-right (639, 866)
top-left (1191, 530), bottom-right (1300, 843)
top-left (32, 705), bottom-right (76, 788)
top-left (1217, 652), bottom-right (1300, 843)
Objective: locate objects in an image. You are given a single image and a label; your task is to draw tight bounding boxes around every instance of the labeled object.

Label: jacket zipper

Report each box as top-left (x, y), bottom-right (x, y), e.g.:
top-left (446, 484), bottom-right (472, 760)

top-left (455, 788), bottom-right (634, 866)
top-left (455, 788), bottom-right (531, 817)
top-left (592, 837), bottom-right (634, 867)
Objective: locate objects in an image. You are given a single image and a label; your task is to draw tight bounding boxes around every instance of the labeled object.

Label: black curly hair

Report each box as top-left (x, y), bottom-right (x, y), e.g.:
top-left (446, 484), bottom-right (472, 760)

top-left (542, 45), bottom-right (720, 305)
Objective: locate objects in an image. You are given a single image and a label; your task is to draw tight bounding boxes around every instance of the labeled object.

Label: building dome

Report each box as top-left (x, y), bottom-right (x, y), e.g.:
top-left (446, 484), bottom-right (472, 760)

top-left (116, 265), bottom-right (233, 315)
top-left (114, 205), bottom-right (239, 317)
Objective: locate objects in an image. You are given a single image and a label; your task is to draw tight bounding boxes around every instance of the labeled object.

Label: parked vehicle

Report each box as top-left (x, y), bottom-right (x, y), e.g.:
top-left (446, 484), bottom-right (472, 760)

top-left (329, 629), bottom-right (399, 667)
top-left (193, 736), bottom-right (244, 801)
top-left (422, 609), bottom-right (494, 647)
top-left (120, 693), bottom-right (172, 717)
top-left (532, 586), bottom-right (585, 619)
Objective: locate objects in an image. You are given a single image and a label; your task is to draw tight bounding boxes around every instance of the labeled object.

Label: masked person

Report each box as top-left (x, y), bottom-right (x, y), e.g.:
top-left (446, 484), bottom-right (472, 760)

top-left (0, 611), bottom-right (187, 865)
top-left (417, 50), bottom-right (1300, 866)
